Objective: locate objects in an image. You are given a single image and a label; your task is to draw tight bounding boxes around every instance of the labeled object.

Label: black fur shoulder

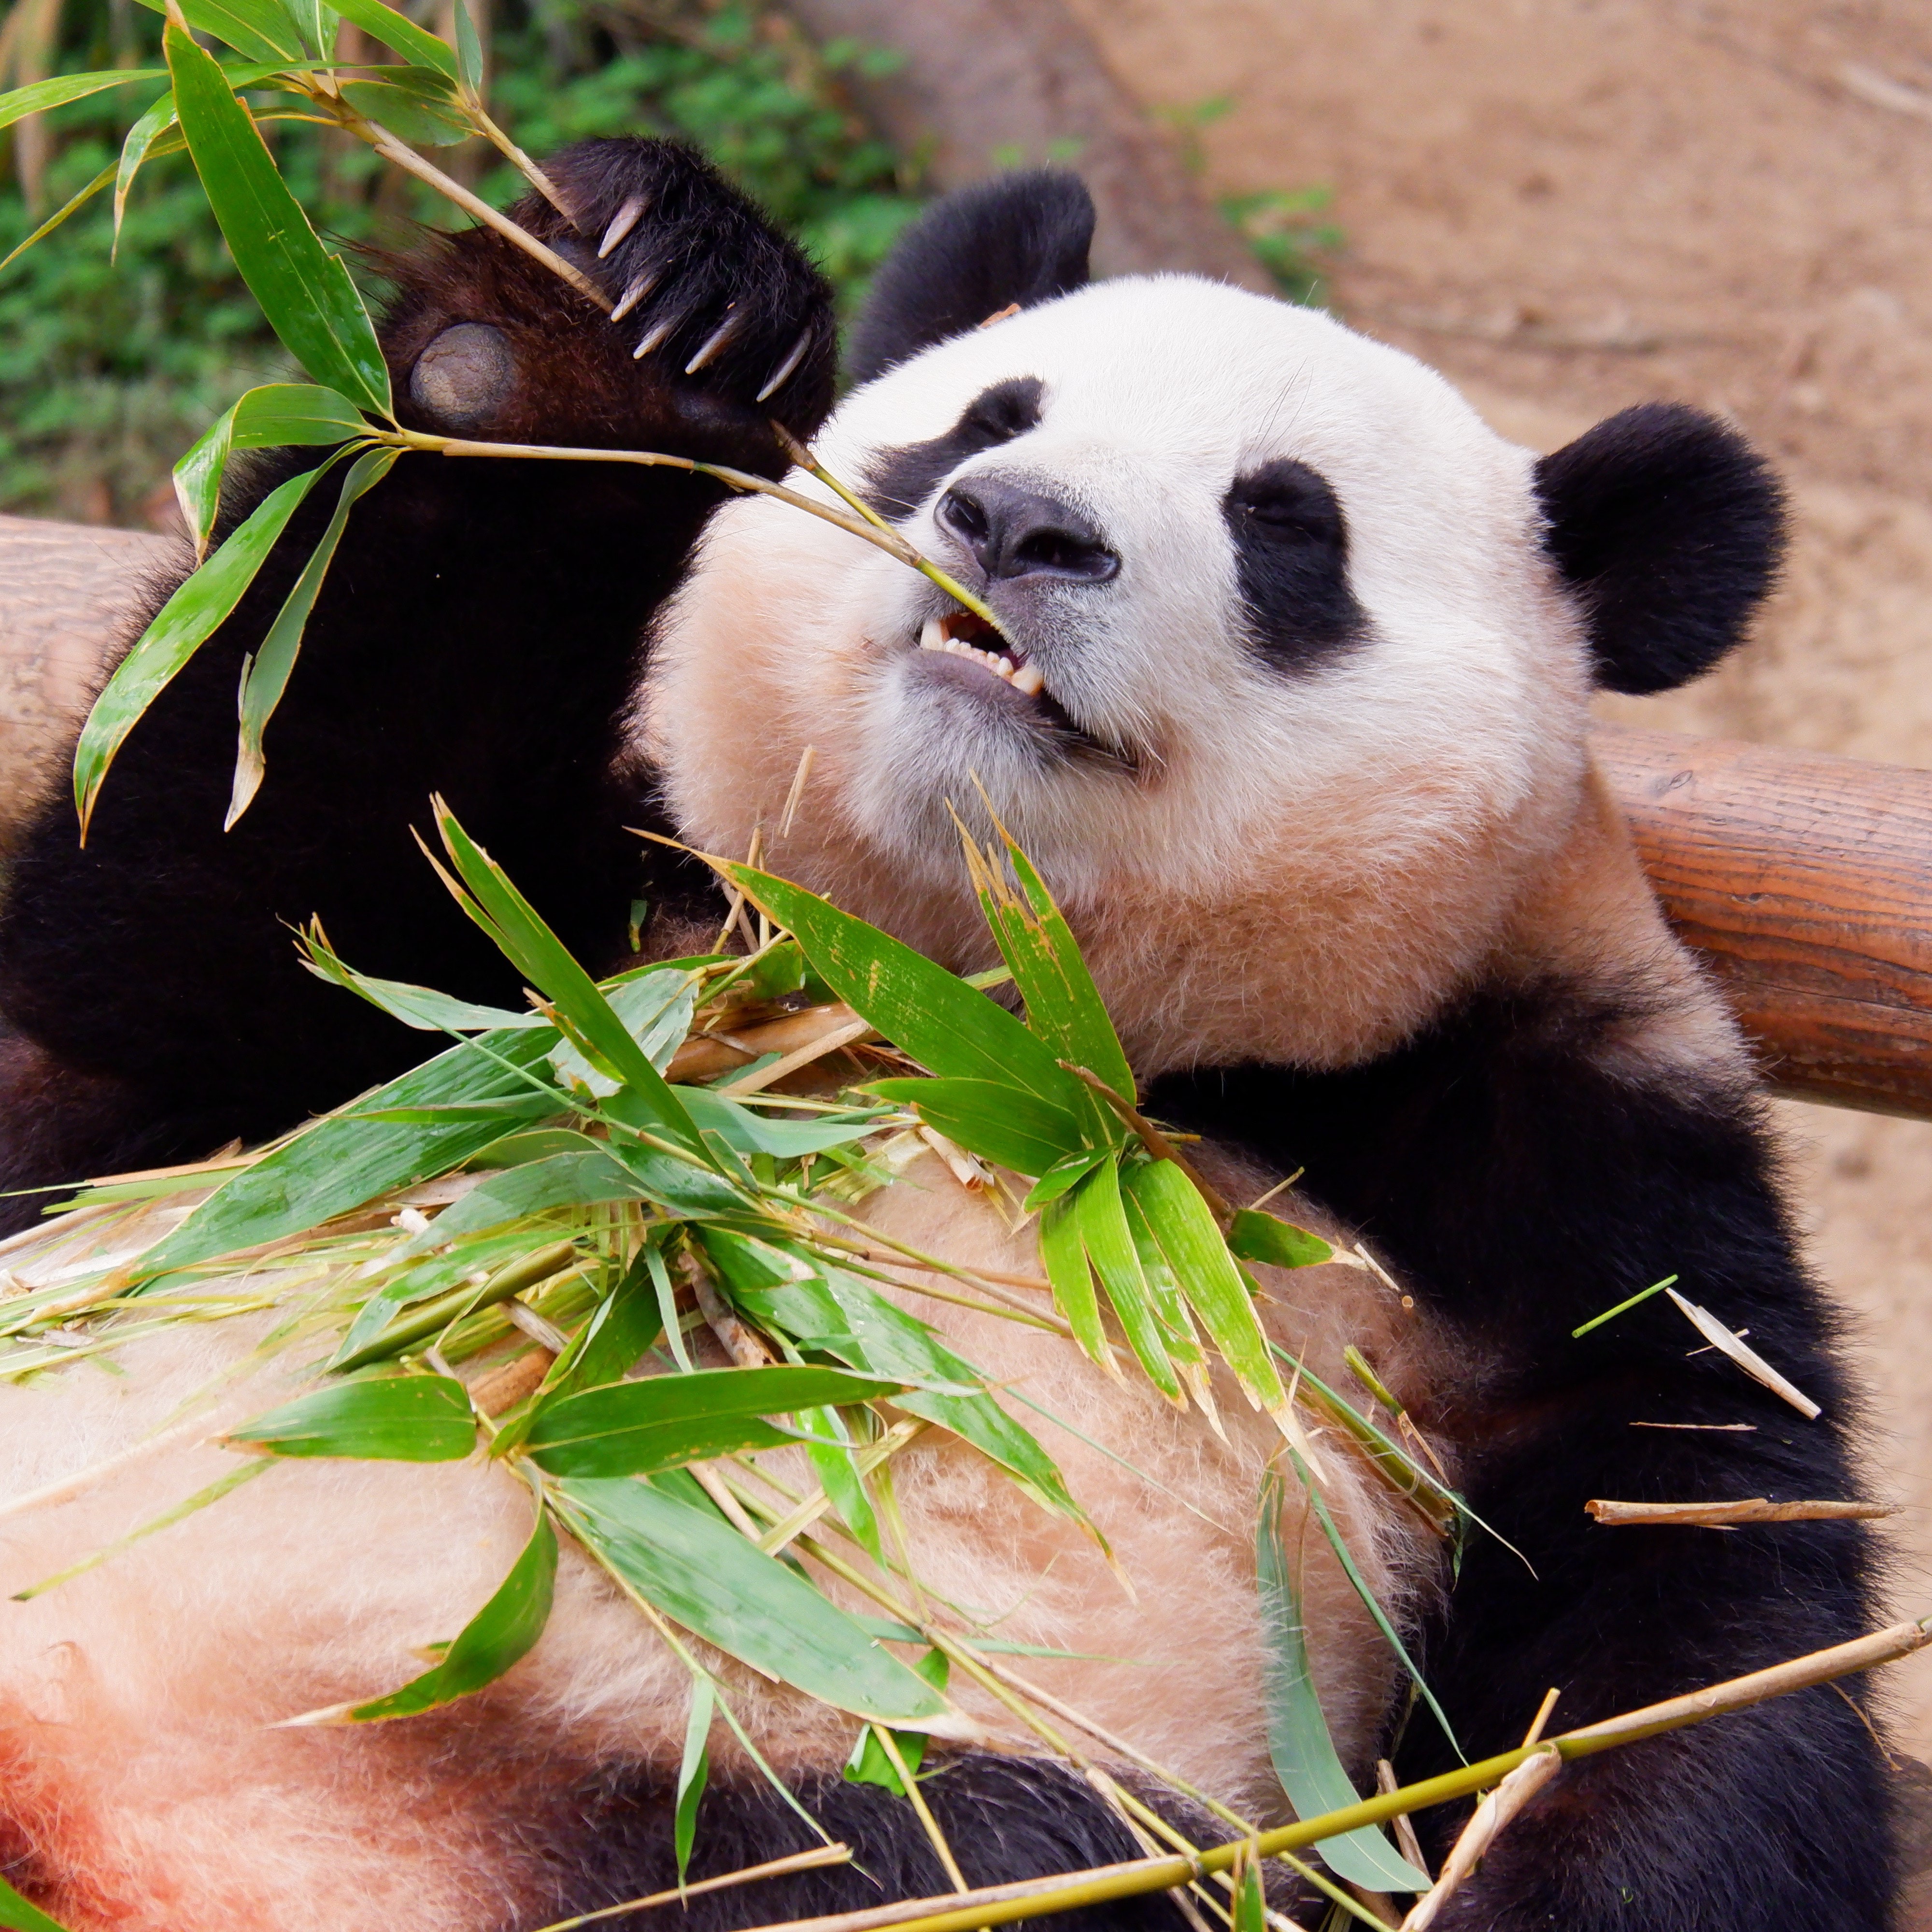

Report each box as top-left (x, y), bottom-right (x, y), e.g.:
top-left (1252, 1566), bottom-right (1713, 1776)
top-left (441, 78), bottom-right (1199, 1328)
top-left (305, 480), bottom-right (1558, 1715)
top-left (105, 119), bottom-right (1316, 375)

top-left (1150, 982), bottom-right (1893, 1930)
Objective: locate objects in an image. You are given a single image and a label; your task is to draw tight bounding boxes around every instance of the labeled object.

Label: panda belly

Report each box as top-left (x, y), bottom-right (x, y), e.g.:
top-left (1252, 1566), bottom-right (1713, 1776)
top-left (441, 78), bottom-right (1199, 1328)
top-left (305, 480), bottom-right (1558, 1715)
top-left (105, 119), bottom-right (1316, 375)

top-left (0, 1152), bottom-right (1448, 1932)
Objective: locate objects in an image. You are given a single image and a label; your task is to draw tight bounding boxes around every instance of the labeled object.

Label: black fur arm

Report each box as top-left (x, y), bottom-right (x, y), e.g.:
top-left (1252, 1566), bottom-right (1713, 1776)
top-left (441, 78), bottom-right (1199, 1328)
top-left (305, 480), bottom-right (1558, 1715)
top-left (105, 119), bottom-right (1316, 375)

top-left (0, 140), bottom-right (836, 1215)
top-left (1151, 996), bottom-right (1893, 1930)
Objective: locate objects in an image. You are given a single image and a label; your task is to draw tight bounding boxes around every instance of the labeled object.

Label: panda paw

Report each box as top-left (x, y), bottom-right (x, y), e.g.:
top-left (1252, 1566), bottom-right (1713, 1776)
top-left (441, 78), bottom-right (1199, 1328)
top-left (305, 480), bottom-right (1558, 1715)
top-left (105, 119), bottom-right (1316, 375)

top-left (396, 139), bottom-right (837, 470)
top-left (543, 140), bottom-right (836, 434)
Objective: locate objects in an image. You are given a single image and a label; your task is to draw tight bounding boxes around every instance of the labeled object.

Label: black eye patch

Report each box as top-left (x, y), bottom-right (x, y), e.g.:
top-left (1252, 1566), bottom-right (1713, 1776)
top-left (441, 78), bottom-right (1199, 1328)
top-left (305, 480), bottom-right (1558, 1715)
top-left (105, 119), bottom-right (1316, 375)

top-left (1222, 458), bottom-right (1365, 670)
top-left (861, 377), bottom-right (1045, 520)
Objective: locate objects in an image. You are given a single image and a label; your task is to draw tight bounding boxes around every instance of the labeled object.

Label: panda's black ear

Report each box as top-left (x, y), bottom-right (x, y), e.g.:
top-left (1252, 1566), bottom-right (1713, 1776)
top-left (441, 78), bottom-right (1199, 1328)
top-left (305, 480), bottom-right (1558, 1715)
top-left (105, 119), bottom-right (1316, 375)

top-left (845, 171), bottom-right (1094, 388)
top-left (1533, 402), bottom-right (1787, 695)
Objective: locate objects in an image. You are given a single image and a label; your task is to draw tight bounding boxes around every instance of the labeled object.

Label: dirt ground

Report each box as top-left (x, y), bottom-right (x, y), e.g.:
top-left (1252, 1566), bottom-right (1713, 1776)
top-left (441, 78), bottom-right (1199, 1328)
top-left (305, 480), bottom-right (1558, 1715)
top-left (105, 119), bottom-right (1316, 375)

top-left (1060, 0), bottom-right (1932, 1750)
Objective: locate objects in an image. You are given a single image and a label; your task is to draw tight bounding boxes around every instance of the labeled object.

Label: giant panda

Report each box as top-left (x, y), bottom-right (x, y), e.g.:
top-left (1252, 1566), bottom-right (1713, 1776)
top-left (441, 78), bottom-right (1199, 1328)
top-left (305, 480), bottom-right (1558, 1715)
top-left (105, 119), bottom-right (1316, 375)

top-left (0, 137), bottom-right (1893, 1931)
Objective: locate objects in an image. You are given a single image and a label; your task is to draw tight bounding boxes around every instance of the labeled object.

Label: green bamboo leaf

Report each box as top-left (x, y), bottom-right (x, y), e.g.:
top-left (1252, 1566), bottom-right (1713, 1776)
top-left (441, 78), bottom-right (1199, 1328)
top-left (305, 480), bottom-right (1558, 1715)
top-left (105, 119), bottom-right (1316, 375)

top-left (0, 1872), bottom-right (71, 1932)
top-left (228, 1373), bottom-right (476, 1460)
top-left (283, 0), bottom-right (334, 57)
top-left (0, 159), bottom-right (115, 278)
top-left (452, 0), bottom-right (483, 92)
top-left (675, 1086), bottom-right (887, 1160)
top-left (332, 1240), bottom-right (581, 1375)
top-left (318, 1488), bottom-right (556, 1720)
top-left (135, 1025), bottom-right (562, 1278)
top-left (1228, 1209), bottom-right (1335, 1271)
top-left (546, 967), bottom-right (697, 1096)
top-left (968, 831), bottom-right (1135, 1120)
top-left (1234, 1859), bottom-right (1265, 1932)
top-left (0, 69), bottom-right (166, 130)
top-left (867, 1076), bottom-right (1084, 1179)
top-left (147, 0), bottom-right (307, 60)
top-left (167, 20), bottom-right (391, 414)
top-left (1038, 1192), bottom-right (1107, 1367)
top-left (333, 1231), bottom-right (544, 1373)
top-left (1023, 1146), bottom-right (1109, 1211)
top-left (1074, 1160), bottom-right (1181, 1402)
top-left (556, 1475), bottom-right (954, 1725)
top-left (74, 456), bottom-right (339, 835)
top-left (431, 807), bottom-right (714, 1165)
top-left (723, 865), bottom-right (1092, 1120)
top-left (706, 1232), bottom-right (1091, 1533)
top-left (798, 1407), bottom-right (884, 1564)
top-left (115, 67), bottom-right (295, 254)
top-left (339, 74), bottom-right (469, 145)
top-left (1257, 1468), bottom-right (1432, 1893)
top-left (524, 1365), bottom-right (908, 1477)
top-left (227, 443), bottom-right (398, 826)
top-left (300, 930), bottom-right (546, 1033)
top-left (1290, 1449), bottom-right (1462, 1763)
top-left (326, 0), bottom-right (458, 74)
top-left (674, 1677), bottom-right (713, 1883)
top-left (1124, 1160), bottom-right (1286, 1414)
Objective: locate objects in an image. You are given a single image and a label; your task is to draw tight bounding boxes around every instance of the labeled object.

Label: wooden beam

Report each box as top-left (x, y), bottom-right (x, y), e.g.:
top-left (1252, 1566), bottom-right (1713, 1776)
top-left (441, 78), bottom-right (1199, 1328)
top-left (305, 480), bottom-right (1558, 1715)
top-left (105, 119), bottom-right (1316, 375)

top-left (1595, 725), bottom-right (1932, 1120)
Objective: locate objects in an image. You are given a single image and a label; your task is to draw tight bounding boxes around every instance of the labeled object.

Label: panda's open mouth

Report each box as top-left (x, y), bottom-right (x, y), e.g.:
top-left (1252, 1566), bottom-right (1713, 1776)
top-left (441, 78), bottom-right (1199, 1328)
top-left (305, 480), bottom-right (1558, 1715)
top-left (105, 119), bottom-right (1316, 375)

top-left (912, 607), bottom-right (1135, 770)
top-left (917, 609), bottom-right (1044, 695)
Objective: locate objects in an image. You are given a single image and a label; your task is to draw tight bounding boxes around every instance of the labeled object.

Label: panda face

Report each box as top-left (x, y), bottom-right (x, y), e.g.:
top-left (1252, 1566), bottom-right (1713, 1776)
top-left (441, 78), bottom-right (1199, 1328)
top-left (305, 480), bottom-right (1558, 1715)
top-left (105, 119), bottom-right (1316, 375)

top-left (646, 276), bottom-right (1600, 1071)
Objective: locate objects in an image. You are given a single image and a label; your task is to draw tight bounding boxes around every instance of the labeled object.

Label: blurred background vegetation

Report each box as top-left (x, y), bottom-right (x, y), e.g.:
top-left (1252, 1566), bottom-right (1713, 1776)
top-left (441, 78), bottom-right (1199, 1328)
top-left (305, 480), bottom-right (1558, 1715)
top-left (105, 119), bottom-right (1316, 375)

top-left (0, 0), bottom-right (1333, 528)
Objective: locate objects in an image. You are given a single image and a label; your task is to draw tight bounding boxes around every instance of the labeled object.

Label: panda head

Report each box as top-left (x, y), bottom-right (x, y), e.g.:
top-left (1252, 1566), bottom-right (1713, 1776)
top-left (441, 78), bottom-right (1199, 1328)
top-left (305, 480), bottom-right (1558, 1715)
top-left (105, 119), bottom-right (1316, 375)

top-left (646, 174), bottom-right (1784, 1073)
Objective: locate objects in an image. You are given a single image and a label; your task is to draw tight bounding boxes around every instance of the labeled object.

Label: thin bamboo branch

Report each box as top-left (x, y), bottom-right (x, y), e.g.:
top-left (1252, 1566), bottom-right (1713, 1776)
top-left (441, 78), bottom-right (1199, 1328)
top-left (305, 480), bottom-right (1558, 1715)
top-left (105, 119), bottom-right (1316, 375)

top-left (717, 1615), bottom-right (1932, 1932)
top-left (1398, 1747), bottom-right (1560, 1931)
top-left (526, 1844), bottom-right (854, 1932)
top-left (1059, 1065), bottom-right (1233, 1220)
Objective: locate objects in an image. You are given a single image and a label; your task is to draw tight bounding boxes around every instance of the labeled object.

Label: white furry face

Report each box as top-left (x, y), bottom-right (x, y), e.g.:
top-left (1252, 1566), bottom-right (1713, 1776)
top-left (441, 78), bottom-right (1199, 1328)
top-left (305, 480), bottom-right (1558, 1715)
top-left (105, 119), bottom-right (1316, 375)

top-left (647, 277), bottom-right (1600, 1073)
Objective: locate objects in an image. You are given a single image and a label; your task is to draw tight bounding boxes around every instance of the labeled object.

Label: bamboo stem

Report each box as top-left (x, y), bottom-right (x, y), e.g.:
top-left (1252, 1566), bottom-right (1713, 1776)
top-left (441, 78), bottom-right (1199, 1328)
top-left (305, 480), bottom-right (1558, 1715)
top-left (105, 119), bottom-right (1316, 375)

top-left (720, 1616), bottom-right (1932, 1932)
top-left (1586, 1497), bottom-right (1893, 1527)
top-left (526, 1844), bottom-right (854, 1932)
top-left (1059, 1065), bottom-right (1234, 1219)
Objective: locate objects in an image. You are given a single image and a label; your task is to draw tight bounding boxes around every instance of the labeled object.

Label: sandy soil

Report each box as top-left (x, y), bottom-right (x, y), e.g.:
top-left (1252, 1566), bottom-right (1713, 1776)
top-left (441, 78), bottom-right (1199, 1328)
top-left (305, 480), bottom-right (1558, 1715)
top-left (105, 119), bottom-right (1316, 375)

top-left (1065, 0), bottom-right (1932, 1751)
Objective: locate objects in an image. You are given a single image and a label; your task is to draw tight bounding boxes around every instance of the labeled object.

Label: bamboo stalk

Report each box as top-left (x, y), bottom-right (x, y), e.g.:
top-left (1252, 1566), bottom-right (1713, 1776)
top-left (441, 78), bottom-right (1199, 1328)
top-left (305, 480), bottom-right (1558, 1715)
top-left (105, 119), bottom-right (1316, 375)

top-left (1398, 1747), bottom-right (1561, 1930)
top-left (526, 1844), bottom-right (855, 1932)
top-left (720, 1616), bottom-right (1932, 1932)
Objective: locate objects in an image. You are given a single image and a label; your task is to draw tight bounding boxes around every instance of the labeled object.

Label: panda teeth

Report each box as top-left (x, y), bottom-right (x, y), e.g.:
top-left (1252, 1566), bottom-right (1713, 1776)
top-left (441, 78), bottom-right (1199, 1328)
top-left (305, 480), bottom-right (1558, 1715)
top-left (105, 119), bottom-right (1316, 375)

top-left (918, 613), bottom-right (1042, 695)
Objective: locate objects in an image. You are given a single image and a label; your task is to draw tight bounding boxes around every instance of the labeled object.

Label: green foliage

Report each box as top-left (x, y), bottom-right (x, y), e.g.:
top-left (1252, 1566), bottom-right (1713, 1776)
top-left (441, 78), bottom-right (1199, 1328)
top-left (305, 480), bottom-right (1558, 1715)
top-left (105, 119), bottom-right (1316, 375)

top-left (0, 0), bottom-right (923, 521)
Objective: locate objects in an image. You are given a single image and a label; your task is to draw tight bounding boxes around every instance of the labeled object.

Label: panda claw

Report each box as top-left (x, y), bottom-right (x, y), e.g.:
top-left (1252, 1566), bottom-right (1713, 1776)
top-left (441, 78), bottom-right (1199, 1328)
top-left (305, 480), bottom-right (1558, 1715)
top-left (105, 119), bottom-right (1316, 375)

top-left (756, 327), bottom-right (815, 404)
top-left (683, 307), bottom-right (742, 375)
top-left (633, 316), bottom-right (678, 361)
top-left (597, 195), bottom-right (646, 259)
top-left (610, 268), bottom-right (658, 323)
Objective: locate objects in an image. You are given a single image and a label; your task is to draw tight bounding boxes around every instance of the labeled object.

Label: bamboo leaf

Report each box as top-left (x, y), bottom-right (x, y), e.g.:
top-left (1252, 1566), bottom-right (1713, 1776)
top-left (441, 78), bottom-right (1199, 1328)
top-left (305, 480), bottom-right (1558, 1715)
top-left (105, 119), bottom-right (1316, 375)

top-left (305, 1487), bottom-right (556, 1720)
top-left (967, 830), bottom-right (1135, 1123)
top-left (866, 1076), bottom-right (1084, 1179)
top-left (1124, 1160), bottom-right (1285, 1415)
top-left (167, 20), bottom-right (391, 414)
top-left (0, 1872), bottom-right (71, 1932)
top-left (1228, 1209), bottom-right (1335, 1271)
top-left (556, 1474), bottom-right (954, 1725)
top-left (1257, 1468), bottom-right (1432, 1893)
top-left (0, 69), bottom-right (166, 130)
top-left (706, 1232), bottom-right (1091, 1533)
top-left (1234, 1859), bottom-right (1265, 1932)
top-left (1289, 1449), bottom-right (1463, 1762)
top-left (524, 1365), bottom-right (908, 1477)
top-left (675, 1677), bottom-right (712, 1882)
top-left (134, 1025), bottom-right (563, 1278)
top-left (0, 160), bottom-right (114, 277)
top-left (676, 1086), bottom-right (887, 1160)
top-left (452, 0), bottom-right (483, 93)
top-left (1023, 1146), bottom-right (1109, 1211)
top-left (75, 456), bottom-right (339, 834)
top-left (430, 807), bottom-right (714, 1165)
top-left (1074, 1160), bottom-right (1181, 1402)
top-left (798, 1407), bottom-right (884, 1564)
top-left (1038, 1192), bottom-right (1107, 1368)
top-left (722, 865), bottom-right (1092, 1122)
top-left (339, 74), bottom-right (469, 145)
top-left (326, 0), bottom-right (458, 73)
top-left (546, 967), bottom-right (697, 1096)
top-left (116, 67), bottom-right (297, 254)
top-left (229, 1373), bottom-right (476, 1460)
top-left (227, 443), bottom-right (398, 826)
top-left (299, 931), bottom-right (546, 1033)
top-left (145, 0), bottom-right (307, 61)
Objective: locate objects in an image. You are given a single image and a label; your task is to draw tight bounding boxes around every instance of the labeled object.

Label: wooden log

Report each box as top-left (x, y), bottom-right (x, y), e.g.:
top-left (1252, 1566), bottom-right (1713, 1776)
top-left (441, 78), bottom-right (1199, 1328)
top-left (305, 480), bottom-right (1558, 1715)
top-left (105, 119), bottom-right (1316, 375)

top-left (1595, 725), bottom-right (1932, 1120)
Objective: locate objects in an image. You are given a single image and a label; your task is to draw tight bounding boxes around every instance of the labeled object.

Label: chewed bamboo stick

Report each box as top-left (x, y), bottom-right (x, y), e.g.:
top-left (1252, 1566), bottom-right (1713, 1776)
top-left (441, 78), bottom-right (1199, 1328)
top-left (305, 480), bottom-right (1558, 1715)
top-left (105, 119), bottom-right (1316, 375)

top-left (722, 1615), bottom-right (1932, 1932)
top-left (1587, 1497), bottom-right (1894, 1527)
top-left (1398, 1747), bottom-right (1561, 1931)
top-left (667, 1003), bottom-right (874, 1083)
top-left (1666, 1287), bottom-right (1820, 1419)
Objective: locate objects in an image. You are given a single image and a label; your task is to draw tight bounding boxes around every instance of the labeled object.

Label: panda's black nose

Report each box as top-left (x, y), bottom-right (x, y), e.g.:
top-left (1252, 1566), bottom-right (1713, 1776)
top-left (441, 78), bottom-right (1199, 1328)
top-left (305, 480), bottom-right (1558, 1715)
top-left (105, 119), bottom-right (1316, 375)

top-left (936, 479), bottom-right (1119, 583)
